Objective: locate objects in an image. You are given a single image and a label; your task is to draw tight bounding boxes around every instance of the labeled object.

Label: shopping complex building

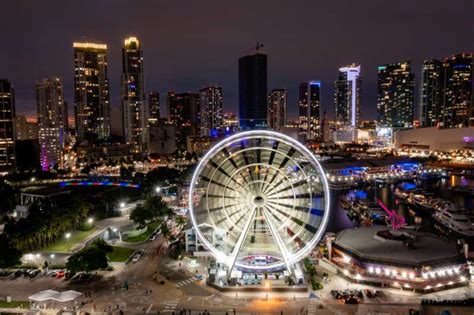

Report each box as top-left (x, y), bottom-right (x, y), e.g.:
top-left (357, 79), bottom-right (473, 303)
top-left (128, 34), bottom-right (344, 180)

top-left (328, 226), bottom-right (470, 292)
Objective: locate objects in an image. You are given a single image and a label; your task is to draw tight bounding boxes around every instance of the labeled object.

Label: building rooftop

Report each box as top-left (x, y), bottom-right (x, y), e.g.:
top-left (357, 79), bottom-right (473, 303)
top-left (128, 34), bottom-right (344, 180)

top-left (333, 226), bottom-right (464, 268)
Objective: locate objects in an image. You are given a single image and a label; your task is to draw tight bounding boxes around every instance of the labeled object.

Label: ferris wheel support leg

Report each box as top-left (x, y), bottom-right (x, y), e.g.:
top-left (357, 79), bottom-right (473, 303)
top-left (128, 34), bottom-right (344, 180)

top-left (226, 208), bottom-right (257, 279)
top-left (262, 209), bottom-right (296, 279)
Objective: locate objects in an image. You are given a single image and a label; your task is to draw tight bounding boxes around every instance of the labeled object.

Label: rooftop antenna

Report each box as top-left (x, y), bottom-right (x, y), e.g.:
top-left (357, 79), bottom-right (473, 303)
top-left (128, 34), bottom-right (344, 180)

top-left (256, 42), bottom-right (264, 51)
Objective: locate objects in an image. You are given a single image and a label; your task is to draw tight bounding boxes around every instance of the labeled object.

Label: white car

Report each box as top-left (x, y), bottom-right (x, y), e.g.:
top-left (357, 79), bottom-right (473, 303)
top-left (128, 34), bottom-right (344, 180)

top-left (132, 255), bottom-right (140, 263)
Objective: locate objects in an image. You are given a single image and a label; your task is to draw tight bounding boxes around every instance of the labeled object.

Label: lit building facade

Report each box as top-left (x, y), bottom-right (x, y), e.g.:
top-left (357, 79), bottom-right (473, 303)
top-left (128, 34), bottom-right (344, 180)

top-left (167, 92), bottom-right (200, 152)
top-left (199, 85), bottom-right (223, 136)
top-left (36, 77), bottom-right (66, 170)
top-left (238, 47), bottom-right (268, 129)
top-left (298, 81), bottom-right (321, 141)
top-left (15, 116), bottom-right (38, 140)
top-left (148, 91), bottom-right (160, 124)
top-left (419, 59), bottom-right (444, 127)
top-left (377, 62), bottom-right (415, 129)
top-left (73, 42), bottom-right (111, 140)
top-left (121, 37), bottom-right (147, 154)
top-left (443, 53), bottom-right (473, 128)
top-left (0, 80), bottom-right (15, 172)
top-left (267, 88), bottom-right (287, 131)
top-left (334, 64), bottom-right (361, 128)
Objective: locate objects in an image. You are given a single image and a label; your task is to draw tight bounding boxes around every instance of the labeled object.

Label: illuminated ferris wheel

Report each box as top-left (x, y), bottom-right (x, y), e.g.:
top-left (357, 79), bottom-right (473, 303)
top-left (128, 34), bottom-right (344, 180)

top-left (189, 130), bottom-right (330, 274)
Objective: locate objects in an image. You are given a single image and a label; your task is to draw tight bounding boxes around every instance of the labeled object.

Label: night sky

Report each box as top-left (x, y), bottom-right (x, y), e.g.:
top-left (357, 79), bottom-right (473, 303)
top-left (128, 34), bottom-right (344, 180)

top-left (1, 0), bottom-right (472, 123)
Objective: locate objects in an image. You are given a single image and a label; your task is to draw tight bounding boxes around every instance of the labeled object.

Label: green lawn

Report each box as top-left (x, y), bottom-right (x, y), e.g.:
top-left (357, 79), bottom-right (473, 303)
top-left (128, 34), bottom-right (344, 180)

top-left (107, 246), bottom-right (135, 262)
top-left (0, 301), bottom-right (29, 308)
top-left (126, 221), bottom-right (160, 243)
top-left (42, 228), bottom-right (97, 253)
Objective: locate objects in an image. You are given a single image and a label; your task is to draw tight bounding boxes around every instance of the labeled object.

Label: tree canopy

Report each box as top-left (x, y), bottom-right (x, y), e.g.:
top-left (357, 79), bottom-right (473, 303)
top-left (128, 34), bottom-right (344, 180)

top-left (65, 238), bottom-right (112, 273)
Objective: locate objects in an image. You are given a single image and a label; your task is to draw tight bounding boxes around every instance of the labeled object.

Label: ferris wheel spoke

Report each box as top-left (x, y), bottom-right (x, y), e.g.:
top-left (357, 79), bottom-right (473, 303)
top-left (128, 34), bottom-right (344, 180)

top-left (262, 208), bottom-right (295, 276)
top-left (227, 207), bottom-right (257, 277)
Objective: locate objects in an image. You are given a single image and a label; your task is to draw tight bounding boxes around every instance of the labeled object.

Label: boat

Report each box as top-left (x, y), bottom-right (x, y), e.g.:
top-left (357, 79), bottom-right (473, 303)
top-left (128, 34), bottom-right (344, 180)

top-left (432, 209), bottom-right (474, 238)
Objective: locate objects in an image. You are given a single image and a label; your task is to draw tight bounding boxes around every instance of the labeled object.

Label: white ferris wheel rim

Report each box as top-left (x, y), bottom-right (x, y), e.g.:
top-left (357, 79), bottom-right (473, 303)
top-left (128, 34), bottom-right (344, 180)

top-left (188, 130), bottom-right (331, 269)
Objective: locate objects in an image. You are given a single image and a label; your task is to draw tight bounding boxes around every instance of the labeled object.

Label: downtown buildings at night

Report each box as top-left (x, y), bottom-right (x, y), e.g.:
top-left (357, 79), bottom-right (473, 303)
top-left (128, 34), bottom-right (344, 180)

top-left (0, 79), bottom-right (15, 172)
top-left (298, 81), bottom-right (322, 141)
top-left (238, 45), bottom-right (268, 130)
top-left (376, 61), bottom-right (415, 130)
top-left (73, 42), bottom-right (111, 141)
top-left (35, 77), bottom-right (66, 170)
top-left (334, 64), bottom-right (361, 129)
top-left (267, 88), bottom-right (287, 131)
top-left (199, 85), bottom-right (224, 136)
top-left (420, 53), bottom-right (473, 128)
top-left (121, 37), bottom-right (148, 155)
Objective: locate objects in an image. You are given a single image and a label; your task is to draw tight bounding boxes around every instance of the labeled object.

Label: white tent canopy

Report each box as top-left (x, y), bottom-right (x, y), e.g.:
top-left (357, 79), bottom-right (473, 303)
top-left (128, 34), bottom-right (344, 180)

top-left (28, 290), bottom-right (82, 303)
top-left (28, 290), bottom-right (60, 302)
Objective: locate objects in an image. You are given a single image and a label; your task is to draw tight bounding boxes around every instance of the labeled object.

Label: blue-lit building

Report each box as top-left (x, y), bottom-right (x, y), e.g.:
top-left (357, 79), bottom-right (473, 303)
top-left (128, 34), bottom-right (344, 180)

top-left (238, 45), bottom-right (268, 130)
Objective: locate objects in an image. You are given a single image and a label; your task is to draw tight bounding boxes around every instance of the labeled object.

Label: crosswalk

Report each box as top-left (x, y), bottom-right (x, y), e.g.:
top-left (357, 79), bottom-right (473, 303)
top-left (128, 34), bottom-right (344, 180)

top-left (307, 298), bottom-right (318, 315)
top-left (175, 276), bottom-right (200, 288)
top-left (161, 298), bottom-right (179, 313)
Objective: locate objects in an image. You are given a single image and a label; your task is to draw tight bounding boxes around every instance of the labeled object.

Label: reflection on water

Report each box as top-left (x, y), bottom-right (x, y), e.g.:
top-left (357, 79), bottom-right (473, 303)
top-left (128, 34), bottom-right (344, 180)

top-left (326, 175), bottom-right (474, 233)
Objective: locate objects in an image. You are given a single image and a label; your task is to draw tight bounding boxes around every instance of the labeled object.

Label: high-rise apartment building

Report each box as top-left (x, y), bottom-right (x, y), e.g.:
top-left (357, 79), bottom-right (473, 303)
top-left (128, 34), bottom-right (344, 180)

top-left (419, 59), bottom-right (444, 127)
top-left (148, 92), bottom-right (160, 124)
top-left (443, 53), bottom-right (473, 128)
top-left (167, 92), bottom-right (200, 152)
top-left (199, 85), bottom-right (223, 136)
top-left (377, 62), bottom-right (415, 129)
top-left (121, 37), bottom-right (147, 154)
top-left (334, 64), bottom-right (361, 128)
top-left (239, 45), bottom-right (268, 129)
top-left (73, 42), bottom-right (110, 141)
top-left (36, 77), bottom-right (66, 170)
top-left (0, 80), bottom-right (15, 172)
top-left (298, 81), bottom-right (321, 141)
top-left (267, 89), bottom-right (287, 131)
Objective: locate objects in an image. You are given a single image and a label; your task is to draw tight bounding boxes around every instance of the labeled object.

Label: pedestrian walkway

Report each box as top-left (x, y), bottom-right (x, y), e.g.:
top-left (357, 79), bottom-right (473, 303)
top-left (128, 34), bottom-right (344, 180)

top-left (175, 276), bottom-right (200, 288)
top-left (307, 297), bottom-right (318, 315)
top-left (161, 298), bottom-right (179, 313)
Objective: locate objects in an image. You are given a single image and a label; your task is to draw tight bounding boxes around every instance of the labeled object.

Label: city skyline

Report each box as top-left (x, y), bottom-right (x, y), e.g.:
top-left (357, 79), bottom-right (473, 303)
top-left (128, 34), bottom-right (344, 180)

top-left (1, 0), bottom-right (472, 122)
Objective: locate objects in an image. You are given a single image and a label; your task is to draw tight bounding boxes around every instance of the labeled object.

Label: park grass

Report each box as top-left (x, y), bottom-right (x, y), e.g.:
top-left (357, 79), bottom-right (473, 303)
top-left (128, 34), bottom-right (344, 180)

top-left (107, 246), bottom-right (135, 262)
top-left (0, 301), bottom-right (29, 308)
top-left (42, 228), bottom-right (97, 253)
top-left (126, 221), bottom-right (160, 243)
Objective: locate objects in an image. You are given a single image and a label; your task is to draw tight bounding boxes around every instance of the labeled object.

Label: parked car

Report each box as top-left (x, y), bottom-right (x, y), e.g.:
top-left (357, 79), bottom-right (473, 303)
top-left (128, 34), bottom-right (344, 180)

top-left (14, 270), bottom-right (23, 278)
top-left (345, 296), bottom-right (359, 304)
top-left (28, 269), bottom-right (40, 278)
top-left (56, 270), bottom-right (65, 279)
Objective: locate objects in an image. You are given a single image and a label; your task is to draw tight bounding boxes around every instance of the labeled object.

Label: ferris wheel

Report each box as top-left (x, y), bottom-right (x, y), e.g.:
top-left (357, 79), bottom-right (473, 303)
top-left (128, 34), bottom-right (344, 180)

top-left (188, 130), bottom-right (330, 274)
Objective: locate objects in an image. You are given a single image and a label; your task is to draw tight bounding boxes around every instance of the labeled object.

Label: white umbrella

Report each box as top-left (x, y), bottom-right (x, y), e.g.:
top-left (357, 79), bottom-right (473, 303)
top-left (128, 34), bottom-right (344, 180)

top-left (52, 290), bottom-right (82, 302)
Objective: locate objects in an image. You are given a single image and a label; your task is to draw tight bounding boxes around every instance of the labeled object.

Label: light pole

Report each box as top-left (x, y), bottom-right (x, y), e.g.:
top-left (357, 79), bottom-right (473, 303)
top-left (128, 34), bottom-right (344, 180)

top-left (155, 186), bottom-right (161, 194)
top-left (65, 233), bottom-right (71, 252)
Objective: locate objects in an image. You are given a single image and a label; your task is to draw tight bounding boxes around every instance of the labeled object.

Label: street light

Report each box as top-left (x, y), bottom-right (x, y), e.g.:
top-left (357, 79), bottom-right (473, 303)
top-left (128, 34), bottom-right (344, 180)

top-left (65, 232), bottom-right (71, 252)
top-left (120, 202), bottom-right (125, 209)
top-left (155, 187), bottom-right (161, 193)
top-left (87, 218), bottom-right (94, 224)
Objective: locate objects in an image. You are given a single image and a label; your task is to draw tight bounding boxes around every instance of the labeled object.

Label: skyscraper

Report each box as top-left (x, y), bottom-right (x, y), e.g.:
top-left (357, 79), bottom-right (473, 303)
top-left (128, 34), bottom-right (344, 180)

top-left (73, 42), bottom-right (110, 141)
top-left (239, 44), bottom-right (267, 129)
top-left (419, 59), bottom-right (444, 127)
top-left (199, 85), bottom-right (223, 136)
top-left (298, 81), bottom-right (321, 141)
top-left (267, 89), bottom-right (287, 131)
top-left (443, 53), bottom-right (473, 128)
top-left (36, 77), bottom-right (65, 170)
top-left (167, 92), bottom-right (200, 152)
top-left (121, 37), bottom-right (147, 154)
top-left (377, 62), bottom-right (415, 129)
top-left (0, 80), bottom-right (15, 172)
top-left (148, 92), bottom-right (160, 123)
top-left (334, 64), bottom-right (361, 128)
